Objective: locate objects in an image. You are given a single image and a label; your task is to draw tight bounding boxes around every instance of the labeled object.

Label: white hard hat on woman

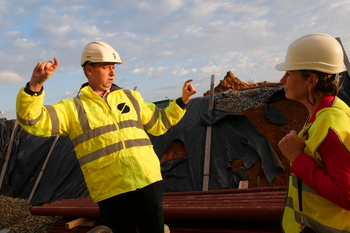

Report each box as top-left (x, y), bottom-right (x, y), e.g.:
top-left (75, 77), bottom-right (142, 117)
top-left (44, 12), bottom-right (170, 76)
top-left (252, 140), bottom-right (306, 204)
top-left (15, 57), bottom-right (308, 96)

top-left (275, 33), bottom-right (344, 74)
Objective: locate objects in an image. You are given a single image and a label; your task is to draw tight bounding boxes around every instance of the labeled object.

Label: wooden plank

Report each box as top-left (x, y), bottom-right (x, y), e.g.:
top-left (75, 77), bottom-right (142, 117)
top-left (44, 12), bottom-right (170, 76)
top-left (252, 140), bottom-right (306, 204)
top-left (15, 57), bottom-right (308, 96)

top-left (81, 220), bottom-right (98, 227)
top-left (238, 180), bottom-right (249, 189)
top-left (202, 75), bottom-right (215, 191)
top-left (65, 217), bottom-right (95, 229)
top-left (0, 121), bottom-right (18, 189)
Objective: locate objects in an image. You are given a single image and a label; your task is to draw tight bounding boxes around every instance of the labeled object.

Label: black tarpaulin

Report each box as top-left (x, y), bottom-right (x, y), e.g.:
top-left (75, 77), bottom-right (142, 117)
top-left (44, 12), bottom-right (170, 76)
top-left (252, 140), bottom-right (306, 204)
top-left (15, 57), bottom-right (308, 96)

top-left (264, 87), bottom-right (290, 125)
top-left (338, 71), bottom-right (350, 106)
top-left (0, 121), bottom-right (89, 205)
top-left (150, 94), bottom-right (284, 193)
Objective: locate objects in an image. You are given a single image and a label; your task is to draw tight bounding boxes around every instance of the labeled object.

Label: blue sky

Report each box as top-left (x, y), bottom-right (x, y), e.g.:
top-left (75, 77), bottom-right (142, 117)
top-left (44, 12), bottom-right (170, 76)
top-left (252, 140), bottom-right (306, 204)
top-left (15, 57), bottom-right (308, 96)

top-left (1, 0), bottom-right (350, 120)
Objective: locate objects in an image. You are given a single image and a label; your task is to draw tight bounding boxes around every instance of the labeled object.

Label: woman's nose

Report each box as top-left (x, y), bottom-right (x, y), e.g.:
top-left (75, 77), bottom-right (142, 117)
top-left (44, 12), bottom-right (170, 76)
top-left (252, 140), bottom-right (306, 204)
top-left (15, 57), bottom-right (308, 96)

top-left (280, 73), bottom-right (287, 83)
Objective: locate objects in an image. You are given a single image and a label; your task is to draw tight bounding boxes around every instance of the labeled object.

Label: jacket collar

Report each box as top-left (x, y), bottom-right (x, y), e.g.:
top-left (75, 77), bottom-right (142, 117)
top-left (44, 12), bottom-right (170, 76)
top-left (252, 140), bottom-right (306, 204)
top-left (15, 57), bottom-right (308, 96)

top-left (309, 96), bottom-right (336, 123)
top-left (78, 82), bottom-right (122, 92)
top-left (77, 82), bottom-right (122, 97)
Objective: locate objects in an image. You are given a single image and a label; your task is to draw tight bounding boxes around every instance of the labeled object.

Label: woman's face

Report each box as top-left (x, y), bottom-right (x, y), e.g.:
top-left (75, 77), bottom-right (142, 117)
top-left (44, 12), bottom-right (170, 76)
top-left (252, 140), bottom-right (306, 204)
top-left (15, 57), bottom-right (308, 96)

top-left (280, 70), bottom-right (309, 102)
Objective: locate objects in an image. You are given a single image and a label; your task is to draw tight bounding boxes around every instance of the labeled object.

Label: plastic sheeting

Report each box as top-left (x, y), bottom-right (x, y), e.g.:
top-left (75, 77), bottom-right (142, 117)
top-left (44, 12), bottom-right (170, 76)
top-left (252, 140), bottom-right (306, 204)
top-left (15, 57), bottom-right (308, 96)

top-left (0, 120), bottom-right (89, 205)
top-left (151, 95), bottom-right (283, 193)
top-left (338, 71), bottom-right (350, 106)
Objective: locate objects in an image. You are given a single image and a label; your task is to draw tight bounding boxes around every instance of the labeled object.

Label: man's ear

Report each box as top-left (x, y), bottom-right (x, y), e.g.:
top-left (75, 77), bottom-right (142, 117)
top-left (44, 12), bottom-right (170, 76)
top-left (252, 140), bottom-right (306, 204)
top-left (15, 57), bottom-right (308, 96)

top-left (85, 64), bottom-right (93, 76)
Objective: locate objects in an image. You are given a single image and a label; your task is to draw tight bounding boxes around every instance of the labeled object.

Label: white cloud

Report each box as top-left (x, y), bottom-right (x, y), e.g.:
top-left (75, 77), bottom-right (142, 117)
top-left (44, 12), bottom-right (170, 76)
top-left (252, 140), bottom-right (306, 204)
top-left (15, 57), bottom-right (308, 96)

top-left (4, 31), bottom-right (21, 37)
top-left (1, 0), bottom-right (350, 117)
top-left (0, 71), bottom-right (25, 86)
top-left (202, 65), bottom-right (223, 75)
top-left (171, 66), bottom-right (190, 76)
top-left (132, 67), bottom-right (155, 75)
top-left (12, 38), bottom-right (39, 49)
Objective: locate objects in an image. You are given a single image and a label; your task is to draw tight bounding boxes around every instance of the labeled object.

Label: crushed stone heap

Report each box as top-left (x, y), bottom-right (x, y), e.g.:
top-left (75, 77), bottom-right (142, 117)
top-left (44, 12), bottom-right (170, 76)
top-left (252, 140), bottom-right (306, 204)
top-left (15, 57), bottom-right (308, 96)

top-left (215, 87), bottom-right (281, 113)
top-left (0, 195), bottom-right (61, 233)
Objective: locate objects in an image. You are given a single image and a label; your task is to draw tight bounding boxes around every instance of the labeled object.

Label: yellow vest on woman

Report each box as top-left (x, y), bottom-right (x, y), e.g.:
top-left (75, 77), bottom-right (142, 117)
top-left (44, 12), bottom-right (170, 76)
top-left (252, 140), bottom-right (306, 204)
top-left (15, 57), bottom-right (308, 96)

top-left (282, 97), bottom-right (350, 233)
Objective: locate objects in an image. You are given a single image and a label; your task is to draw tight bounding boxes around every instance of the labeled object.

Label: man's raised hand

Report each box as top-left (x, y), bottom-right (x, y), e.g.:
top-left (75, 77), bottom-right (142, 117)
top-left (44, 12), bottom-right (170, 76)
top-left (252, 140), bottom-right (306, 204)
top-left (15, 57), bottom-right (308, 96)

top-left (29, 58), bottom-right (59, 92)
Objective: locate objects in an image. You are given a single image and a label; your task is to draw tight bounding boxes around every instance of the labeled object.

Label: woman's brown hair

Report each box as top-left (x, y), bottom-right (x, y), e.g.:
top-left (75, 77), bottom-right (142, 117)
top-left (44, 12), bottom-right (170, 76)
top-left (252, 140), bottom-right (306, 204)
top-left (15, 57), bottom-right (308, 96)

top-left (300, 70), bottom-right (339, 96)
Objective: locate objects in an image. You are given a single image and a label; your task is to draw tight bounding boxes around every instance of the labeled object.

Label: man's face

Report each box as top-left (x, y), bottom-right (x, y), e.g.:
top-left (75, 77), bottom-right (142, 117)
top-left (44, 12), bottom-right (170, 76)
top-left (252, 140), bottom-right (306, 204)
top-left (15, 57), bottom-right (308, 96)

top-left (86, 62), bottom-right (116, 93)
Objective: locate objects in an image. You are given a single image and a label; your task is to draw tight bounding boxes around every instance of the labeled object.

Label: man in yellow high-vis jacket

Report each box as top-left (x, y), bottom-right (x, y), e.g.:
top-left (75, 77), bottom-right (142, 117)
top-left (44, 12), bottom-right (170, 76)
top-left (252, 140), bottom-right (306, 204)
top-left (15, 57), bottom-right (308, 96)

top-left (16, 41), bottom-right (197, 233)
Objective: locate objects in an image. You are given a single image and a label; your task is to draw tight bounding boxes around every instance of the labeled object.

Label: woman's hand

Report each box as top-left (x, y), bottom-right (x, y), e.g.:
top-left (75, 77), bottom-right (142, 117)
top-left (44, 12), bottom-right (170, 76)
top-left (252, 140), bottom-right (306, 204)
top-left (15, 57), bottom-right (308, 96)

top-left (278, 130), bottom-right (307, 162)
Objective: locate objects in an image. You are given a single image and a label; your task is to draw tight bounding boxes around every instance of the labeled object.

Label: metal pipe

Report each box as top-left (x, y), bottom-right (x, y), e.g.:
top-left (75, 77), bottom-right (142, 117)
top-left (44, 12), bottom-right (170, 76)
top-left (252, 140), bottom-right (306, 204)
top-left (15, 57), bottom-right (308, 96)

top-left (31, 186), bottom-right (287, 221)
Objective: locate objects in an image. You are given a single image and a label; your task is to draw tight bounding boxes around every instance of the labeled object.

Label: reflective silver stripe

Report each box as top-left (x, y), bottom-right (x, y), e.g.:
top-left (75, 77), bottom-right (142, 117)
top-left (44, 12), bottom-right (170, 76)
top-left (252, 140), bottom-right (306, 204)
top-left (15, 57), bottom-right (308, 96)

top-left (74, 97), bottom-right (90, 131)
top-left (78, 142), bottom-right (123, 166)
top-left (122, 89), bottom-right (172, 130)
top-left (144, 108), bottom-right (159, 131)
top-left (44, 105), bottom-right (59, 136)
top-left (303, 214), bottom-right (346, 233)
top-left (16, 111), bottom-right (42, 126)
top-left (161, 108), bottom-right (172, 129)
top-left (285, 196), bottom-right (294, 209)
top-left (124, 138), bottom-right (152, 149)
top-left (74, 92), bottom-right (151, 166)
top-left (78, 138), bottom-right (152, 166)
top-left (145, 108), bottom-right (159, 131)
top-left (119, 119), bottom-right (143, 130)
top-left (146, 107), bottom-right (172, 131)
top-left (291, 175), bottom-right (319, 196)
top-left (145, 108), bottom-right (172, 131)
top-left (71, 124), bottom-right (117, 147)
top-left (123, 90), bottom-right (141, 120)
top-left (290, 200), bottom-right (345, 233)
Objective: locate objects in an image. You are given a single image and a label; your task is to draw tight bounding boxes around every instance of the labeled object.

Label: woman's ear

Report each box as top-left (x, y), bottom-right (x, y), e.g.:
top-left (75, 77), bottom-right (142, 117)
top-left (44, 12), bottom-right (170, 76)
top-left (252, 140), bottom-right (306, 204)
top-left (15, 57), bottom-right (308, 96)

top-left (308, 73), bottom-right (319, 89)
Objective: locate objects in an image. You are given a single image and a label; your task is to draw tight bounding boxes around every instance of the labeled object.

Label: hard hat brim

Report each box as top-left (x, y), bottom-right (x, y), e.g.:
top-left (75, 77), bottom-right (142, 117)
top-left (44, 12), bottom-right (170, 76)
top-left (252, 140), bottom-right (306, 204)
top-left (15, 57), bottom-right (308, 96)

top-left (275, 62), bottom-right (344, 74)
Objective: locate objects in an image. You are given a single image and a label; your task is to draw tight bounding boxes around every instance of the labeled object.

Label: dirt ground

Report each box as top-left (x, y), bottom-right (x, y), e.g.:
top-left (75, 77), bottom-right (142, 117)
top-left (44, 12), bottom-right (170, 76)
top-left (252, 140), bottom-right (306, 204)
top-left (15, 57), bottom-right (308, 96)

top-left (161, 71), bottom-right (309, 188)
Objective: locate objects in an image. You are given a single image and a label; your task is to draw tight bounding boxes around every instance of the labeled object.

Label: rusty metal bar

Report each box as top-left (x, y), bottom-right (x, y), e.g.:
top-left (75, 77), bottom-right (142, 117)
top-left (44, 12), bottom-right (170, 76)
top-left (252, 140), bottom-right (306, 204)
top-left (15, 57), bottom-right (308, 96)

top-left (31, 186), bottom-right (287, 221)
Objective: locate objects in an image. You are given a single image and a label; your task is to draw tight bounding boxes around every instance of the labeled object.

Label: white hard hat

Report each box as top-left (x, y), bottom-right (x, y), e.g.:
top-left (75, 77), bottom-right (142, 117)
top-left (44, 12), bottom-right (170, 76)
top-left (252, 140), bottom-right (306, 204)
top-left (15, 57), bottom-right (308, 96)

top-left (80, 41), bottom-right (123, 66)
top-left (275, 33), bottom-right (344, 74)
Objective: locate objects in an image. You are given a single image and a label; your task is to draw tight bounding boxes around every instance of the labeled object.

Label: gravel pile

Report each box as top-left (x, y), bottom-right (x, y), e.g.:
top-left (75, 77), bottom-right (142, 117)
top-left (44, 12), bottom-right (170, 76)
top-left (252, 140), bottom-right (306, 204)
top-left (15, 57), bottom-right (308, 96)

top-left (215, 86), bottom-right (282, 113)
top-left (0, 195), bottom-right (61, 233)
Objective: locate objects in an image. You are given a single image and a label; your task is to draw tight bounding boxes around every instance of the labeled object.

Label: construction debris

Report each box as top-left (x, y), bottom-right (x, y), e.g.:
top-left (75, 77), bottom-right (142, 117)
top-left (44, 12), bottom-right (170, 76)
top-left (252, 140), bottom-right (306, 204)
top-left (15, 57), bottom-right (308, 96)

top-left (215, 87), bottom-right (281, 113)
top-left (0, 195), bottom-right (61, 233)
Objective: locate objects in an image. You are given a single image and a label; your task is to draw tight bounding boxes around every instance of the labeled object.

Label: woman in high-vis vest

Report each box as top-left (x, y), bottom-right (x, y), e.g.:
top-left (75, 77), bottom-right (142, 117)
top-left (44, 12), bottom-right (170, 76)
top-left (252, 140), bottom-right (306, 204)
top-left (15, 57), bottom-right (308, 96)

top-left (276, 33), bottom-right (350, 232)
top-left (16, 41), bottom-right (197, 233)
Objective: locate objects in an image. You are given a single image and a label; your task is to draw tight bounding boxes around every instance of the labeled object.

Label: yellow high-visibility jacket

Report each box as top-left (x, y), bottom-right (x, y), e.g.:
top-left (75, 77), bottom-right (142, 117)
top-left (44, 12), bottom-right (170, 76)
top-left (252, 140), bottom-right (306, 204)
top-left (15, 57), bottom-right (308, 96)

top-left (16, 83), bottom-right (186, 202)
top-left (282, 96), bottom-right (350, 233)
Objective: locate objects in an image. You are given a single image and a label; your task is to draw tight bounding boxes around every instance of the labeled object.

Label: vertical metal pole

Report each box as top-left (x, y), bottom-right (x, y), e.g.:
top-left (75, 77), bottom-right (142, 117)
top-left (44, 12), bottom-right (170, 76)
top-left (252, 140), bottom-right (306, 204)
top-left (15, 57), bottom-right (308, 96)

top-left (336, 37), bottom-right (350, 77)
top-left (202, 75), bottom-right (215, 191)
top-left (0, 120), bottom-right (18, 189)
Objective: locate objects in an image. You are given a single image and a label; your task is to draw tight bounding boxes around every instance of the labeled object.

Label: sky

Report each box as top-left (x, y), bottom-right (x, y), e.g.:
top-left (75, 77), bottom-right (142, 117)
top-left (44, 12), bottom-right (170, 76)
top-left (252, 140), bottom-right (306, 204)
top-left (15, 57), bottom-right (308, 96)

top-left (0, 0), bottom-right (350, 120)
